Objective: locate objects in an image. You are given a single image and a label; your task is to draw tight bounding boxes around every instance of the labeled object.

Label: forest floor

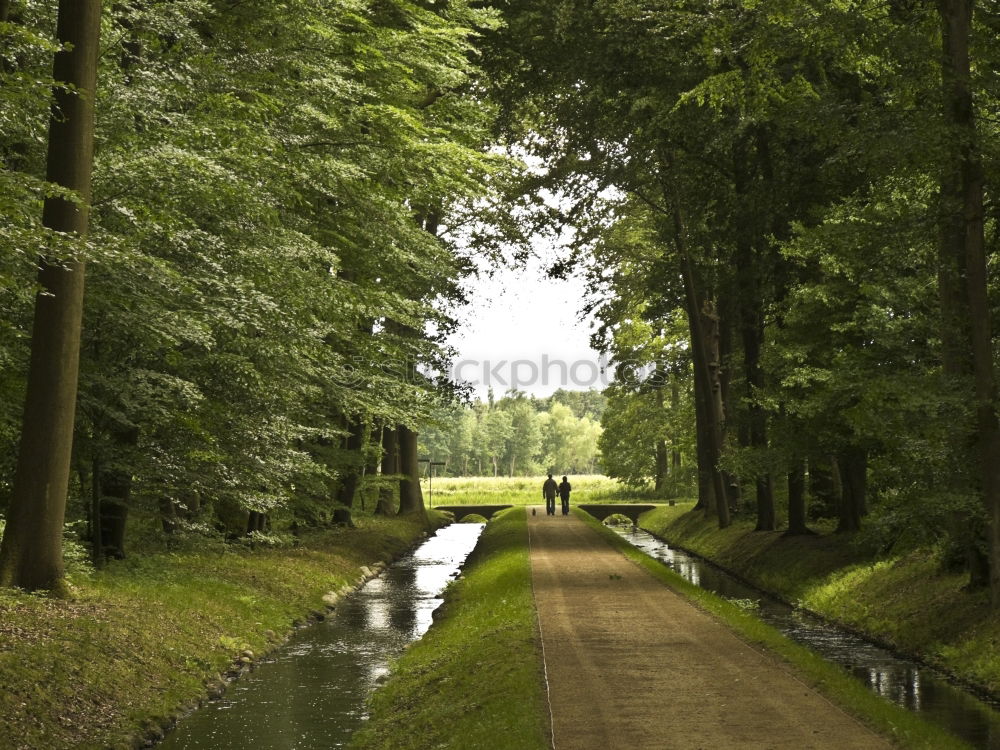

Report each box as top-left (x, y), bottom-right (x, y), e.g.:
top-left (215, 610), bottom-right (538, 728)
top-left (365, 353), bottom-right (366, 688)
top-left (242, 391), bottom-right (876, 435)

top-left (528, 508), bottom-right (893, 750)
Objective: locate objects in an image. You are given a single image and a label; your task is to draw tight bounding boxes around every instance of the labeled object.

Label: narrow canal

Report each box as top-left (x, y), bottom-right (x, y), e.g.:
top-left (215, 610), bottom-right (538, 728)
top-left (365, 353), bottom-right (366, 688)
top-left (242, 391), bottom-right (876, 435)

top-left (611, 524), bottom-right (1000, 749)
top-left (158, 522), bottom-right (486, 750)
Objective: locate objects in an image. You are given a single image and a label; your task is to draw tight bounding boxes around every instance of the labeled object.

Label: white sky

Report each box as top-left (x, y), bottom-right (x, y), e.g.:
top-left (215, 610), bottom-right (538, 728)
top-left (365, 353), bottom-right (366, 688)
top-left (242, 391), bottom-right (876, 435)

top-left (445, 244), bottom-right (609, 399)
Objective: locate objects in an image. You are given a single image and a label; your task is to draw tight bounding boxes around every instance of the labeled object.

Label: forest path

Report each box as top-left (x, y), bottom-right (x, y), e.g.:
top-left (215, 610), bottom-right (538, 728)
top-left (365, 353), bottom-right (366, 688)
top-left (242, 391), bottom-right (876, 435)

top-left (526, 508), bottom-right (891, 750)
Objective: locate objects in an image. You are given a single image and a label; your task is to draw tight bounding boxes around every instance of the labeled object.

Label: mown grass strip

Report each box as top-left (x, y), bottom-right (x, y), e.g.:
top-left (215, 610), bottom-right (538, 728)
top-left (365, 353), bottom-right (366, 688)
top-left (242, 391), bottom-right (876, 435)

top-left (575, 508), bottom-right (972, 750)
top-left (351, 507), bottom-right (550, 750)
top-left (0, 514), bottom-right (440, 750)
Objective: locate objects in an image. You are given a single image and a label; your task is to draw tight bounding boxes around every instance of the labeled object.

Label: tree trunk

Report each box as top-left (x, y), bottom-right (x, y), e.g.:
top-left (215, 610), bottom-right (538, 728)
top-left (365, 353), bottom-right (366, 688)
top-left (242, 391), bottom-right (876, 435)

top-left (90, 458), bottom-right (103, 567)
top-left (246, 511), bottom-right (267, 534)
top-left (695, 293), bottom-right (731, 527)
top-left (836, 447), bottom-right (867, 533)
top-left (378, 425), bottom-right (399, 513)
top-left (654, 439), bottom-right (668, 492)
top-left (362, 431), bottom-right (379, 512)
top-left (336, 417), bottom-right (365, 508)
top-left (97, 426), bottom-right (137, 560)
top-left (785, 461), bottom-right (810, 536)
top-left (397, 425), bottom-right (426, 518)
top-left (692, 362), bottom-right (714, 513)
top-left (808, 456), bottom-right (841, 519)
top-left (381, 427), bottom-right (399, 476)
top-left (182, 493), bottom-right (201, 516)
top-left (654, 382), bottom-right (668, 491)
top-left (733, 140), bottom-right (775, 530)
top-left (0, 0), bottom-right (102, 593)
top-left (670, 377), bottom-right (682, 471)
top-left (658, 164), bottom-right (727, 520)
top-left (159, 497), bottom-right (178, 535)
top-left (741, 249), bottom-right (775, 530)
top-left (937, 0), bottom-right (1000, 605)
top-left (717, 293), bottom-right (742, 514)
top-left (754, 475), bottom-right (775, 530)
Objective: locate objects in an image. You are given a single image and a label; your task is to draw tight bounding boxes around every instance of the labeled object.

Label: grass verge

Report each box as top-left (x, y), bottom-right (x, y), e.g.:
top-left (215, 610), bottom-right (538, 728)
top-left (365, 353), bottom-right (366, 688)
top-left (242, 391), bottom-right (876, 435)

top-left (576, 508), bottom-right (972, 750)
top-left (0, 513), bottom-right (443, 750)
top-left (639, 503), bottom-right (1000, 697)
top-left (351, 507), bottom-right (549, 750)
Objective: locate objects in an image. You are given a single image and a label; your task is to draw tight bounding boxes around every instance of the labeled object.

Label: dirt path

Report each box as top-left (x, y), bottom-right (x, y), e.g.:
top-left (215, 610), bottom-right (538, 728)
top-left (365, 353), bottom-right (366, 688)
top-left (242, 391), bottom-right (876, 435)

top-left (527, 509), bottom-right (892, 750)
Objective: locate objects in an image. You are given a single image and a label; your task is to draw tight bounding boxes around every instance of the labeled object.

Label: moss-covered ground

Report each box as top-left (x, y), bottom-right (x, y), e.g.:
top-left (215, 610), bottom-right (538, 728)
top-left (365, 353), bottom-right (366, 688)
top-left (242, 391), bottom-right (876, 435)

top-left (639, 501), bottom-right (1000, 697)
top-left (351, 507), bottom-right (549, 750)
top-left (0, 514), bottom-right (440, 750)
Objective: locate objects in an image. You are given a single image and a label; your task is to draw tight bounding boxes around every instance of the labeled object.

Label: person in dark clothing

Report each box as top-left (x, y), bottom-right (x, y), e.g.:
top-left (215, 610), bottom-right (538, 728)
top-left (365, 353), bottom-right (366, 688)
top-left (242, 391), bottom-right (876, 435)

top-left (542, 474), bottom-right (558, 516)
top-left (558, 476), bottom-right (572, 515)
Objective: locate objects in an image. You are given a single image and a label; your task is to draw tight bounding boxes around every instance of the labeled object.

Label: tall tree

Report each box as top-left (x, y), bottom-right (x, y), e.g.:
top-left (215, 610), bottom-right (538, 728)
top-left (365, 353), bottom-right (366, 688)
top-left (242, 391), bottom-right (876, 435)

top-left (0, 0), bottom-right (102, 592)
top-left (936, 0), bottom-right (1000, 605)
top-left (396, 425), bottom-right (426, 518)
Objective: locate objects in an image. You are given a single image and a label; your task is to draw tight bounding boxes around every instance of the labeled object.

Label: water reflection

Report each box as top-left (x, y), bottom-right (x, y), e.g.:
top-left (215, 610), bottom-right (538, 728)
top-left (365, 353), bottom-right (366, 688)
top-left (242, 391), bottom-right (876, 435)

top-left (158, 523), bottom-right (485, 750)
top-left (613, 526), bottom-right (1000, 749)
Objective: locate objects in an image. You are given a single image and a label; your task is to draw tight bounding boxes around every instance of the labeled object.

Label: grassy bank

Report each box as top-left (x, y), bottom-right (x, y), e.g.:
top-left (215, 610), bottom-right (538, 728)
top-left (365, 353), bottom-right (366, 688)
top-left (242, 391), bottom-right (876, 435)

top-left (0, 514), bottom-right (442, 750)
top-left (638, 502), bottom-right (1000, 697)
top-left (351, 507), bottom-right (549, 750)
top-left (425, 474), bottom-right (644, 507)
top-left (578, 509), bottom-right (971, 749)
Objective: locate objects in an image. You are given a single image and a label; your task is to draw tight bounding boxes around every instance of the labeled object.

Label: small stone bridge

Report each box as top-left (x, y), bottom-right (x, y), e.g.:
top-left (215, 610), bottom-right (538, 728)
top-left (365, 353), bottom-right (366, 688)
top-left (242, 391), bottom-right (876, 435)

top-left (434, 505), bottom-right (513, 521)
top-left (577, 504), bottom-right (657, 524)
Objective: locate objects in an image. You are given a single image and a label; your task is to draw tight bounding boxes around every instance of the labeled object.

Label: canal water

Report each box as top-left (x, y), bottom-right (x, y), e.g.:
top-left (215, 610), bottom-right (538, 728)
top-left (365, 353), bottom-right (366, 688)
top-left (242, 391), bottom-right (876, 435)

top-left (611, 524), bottom-right (1000, 749)
top-left (158, 523), bottom-right (486, 750)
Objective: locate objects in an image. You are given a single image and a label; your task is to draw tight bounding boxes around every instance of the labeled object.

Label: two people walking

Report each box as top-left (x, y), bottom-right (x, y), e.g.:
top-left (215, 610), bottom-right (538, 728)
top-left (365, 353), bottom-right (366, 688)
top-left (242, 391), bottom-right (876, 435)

top-left (542, 474), bottom-right (572, 516)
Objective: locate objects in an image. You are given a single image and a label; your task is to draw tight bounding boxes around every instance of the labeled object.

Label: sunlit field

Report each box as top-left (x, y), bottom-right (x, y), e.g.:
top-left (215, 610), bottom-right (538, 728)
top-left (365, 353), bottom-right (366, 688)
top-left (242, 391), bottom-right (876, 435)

top-left (420, 474), bottom-right (660, 507)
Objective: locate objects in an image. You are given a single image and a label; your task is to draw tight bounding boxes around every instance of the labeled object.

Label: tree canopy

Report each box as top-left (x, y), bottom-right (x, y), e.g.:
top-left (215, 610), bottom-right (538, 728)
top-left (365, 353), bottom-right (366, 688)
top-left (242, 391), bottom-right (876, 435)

top-left (479, 0), bottom-right (1000, 602)
top-left (0, 0), bottom-right (518, 587)
top-left (2, 0), bottom-right (1000, 611)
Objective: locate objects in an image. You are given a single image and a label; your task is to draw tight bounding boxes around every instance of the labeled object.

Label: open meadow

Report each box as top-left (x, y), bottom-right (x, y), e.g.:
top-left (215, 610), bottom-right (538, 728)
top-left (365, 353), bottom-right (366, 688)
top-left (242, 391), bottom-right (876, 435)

top-left (419, 474), bottom-right (657, 507)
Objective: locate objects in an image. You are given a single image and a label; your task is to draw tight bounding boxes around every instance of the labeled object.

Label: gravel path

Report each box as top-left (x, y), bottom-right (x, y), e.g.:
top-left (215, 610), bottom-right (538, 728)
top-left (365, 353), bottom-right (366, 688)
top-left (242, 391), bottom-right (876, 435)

top-left (527, 509), bottom-right (892, 750)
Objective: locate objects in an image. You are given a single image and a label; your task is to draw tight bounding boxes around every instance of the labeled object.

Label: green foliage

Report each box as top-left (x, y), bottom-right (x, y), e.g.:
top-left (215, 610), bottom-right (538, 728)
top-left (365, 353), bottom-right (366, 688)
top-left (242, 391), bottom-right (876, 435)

top-left (598, 381), bottom-right (694, 493)
top-left (1, 0), bottom-right (520, 556)
top-left (481, 0), bottom-right (1000, 560)
top-left (419, 388), bottom-right (604, 477)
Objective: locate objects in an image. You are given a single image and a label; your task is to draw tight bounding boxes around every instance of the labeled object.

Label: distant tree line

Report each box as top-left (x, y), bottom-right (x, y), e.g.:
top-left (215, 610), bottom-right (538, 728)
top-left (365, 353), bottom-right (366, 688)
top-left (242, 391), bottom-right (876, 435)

top-left (420, 389), bottom-right (604, 477)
